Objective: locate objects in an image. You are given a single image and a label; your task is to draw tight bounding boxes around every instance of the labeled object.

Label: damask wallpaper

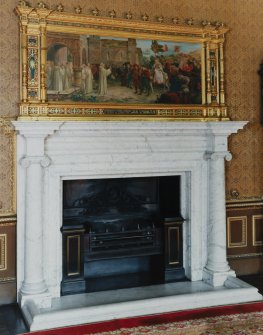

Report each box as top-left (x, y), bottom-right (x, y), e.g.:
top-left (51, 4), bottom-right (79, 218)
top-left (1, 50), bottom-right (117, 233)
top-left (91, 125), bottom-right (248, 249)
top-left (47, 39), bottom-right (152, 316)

top-left (0, 0), bottom-right (263, 213)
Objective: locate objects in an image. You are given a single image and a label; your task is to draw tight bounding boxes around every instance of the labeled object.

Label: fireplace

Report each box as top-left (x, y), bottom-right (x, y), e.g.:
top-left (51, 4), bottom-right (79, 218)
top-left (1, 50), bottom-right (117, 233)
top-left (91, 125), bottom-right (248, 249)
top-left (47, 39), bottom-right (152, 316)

top-left (61, 176), bottom-right (184, 294)
top-left (13, 120), bottom-right (262, 331)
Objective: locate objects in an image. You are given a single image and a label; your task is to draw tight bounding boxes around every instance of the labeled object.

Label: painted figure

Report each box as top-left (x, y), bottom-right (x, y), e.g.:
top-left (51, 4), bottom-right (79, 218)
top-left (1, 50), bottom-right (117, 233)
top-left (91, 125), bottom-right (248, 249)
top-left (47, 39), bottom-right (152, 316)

top-left (46, 61), bottom-right (54, 90)
top-left (81, 64), bottom-right (87, 93)
top-left (29, 54), bottom-right (36, 81)
top-left (153, 59), bottom-right (165, 85)
top-left (63, 63), bottom-right (71, 90)
top-left (60, 64), bottom-right (66, 90)
top-left (85, 63), bottom-right (93, 94)
top-left (98, 63), bottom-right (111, 95)
top-left (53, 64), bottom-right (63, 91)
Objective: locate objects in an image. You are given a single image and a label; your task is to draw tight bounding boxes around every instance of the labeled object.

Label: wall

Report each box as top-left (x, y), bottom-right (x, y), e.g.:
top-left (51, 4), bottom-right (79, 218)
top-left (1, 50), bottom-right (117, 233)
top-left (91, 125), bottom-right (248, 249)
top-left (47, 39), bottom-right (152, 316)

top-left (0, 0), bottom-right (263, 301)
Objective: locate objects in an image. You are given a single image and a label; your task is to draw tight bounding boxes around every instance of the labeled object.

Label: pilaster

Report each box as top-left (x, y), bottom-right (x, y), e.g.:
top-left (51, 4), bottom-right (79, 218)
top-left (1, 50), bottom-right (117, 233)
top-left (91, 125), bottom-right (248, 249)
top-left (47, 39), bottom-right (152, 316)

top-left (203, 151), bottom-right (235, 286)
top-left (13, 121), bottom-right (63, 307)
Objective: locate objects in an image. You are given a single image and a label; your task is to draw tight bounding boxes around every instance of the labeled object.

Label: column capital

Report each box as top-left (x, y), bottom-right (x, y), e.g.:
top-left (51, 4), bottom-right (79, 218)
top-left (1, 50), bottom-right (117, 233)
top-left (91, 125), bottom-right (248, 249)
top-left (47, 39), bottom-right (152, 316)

top-left (19, 155), bottom-right (51, 168)
top-left (204, 151), bottom-right (232, 161)
top-left (13, 121), bottom-right (63, 157)
top-left (12, 121), bottom-right (64, 138)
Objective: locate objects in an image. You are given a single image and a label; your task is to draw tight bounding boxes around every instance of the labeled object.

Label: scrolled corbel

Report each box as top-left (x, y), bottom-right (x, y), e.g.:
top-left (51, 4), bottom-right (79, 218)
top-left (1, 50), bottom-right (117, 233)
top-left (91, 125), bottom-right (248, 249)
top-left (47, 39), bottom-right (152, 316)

top-left (19, 155), bottom-right (52, 168)
top-left (19, 156), bottom-right (31, 168)
top-left (40, 155), bottom-right (52, 168)
top-left (204, 151), bottom-right (232, 162)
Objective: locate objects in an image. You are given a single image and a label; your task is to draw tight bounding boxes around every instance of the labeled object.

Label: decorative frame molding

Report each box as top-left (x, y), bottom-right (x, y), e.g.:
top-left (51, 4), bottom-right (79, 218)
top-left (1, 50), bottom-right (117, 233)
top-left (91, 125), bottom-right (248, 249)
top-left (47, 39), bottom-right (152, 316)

top-left (227, 216), bottom-right (247, 248)
top-left (227, 252), bottom-right (263, 260)
top-left (226, 198), bottom-right (263, 208)
top-left (252, 215), bottom-right (263, 246)
top-left (15, 1), bottom-right (229, 121)
top-left (0, 234), bottom-right (7, 271)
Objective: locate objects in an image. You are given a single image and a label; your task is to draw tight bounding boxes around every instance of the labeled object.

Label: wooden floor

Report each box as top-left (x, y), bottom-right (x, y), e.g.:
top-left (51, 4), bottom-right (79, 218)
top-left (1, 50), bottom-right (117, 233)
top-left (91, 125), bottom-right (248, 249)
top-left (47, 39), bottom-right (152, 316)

top-left (0, 274), bottom-right (262, 335)
top-left (239, 273), bottom-right (263, 295)
top-left (0, 304), bottom-right (28, 335)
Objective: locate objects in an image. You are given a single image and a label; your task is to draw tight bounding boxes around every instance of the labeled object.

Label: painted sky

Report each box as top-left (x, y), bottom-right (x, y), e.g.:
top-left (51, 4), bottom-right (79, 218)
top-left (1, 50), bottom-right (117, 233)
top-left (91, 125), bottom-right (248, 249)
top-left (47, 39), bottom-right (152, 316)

top-left (99, 36), bottom-right (201, 57)
top-left (137, 39), bottom-right (201, 56)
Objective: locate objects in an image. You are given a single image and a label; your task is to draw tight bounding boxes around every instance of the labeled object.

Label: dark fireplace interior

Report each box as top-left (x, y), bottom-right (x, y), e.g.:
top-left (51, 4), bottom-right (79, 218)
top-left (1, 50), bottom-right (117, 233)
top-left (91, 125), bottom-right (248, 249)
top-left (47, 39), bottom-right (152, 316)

top-left (61, 176), bottom-right (185, 295)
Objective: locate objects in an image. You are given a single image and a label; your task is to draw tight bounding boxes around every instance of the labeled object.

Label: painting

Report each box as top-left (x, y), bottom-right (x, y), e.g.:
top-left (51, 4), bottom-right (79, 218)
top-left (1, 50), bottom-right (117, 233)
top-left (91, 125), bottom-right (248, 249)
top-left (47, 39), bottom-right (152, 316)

top-left (15, 3), bottom-right (229, 120)
top-left (46, 35), bottom-right (202, 105)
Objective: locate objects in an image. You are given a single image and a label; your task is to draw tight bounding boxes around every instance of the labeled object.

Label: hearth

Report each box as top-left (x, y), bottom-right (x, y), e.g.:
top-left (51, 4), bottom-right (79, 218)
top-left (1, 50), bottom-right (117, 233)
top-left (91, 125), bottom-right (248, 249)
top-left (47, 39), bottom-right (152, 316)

top-left (61, 176), bottom-right (185, 294)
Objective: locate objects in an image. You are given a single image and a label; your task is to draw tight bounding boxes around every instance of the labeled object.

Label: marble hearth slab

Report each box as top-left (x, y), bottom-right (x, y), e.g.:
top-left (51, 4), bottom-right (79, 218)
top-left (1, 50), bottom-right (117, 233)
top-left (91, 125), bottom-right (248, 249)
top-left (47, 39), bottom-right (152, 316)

top-left (22, 277), bottom-right (262, 331)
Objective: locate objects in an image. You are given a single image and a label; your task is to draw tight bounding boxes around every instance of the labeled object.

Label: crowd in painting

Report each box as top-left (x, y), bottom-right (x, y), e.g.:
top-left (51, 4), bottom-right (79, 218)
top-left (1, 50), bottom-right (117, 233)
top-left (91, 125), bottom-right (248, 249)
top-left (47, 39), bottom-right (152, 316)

top-left (113, 56), bottom-right (201, 103)
top-left (47, 52), bottom-right (201, 104)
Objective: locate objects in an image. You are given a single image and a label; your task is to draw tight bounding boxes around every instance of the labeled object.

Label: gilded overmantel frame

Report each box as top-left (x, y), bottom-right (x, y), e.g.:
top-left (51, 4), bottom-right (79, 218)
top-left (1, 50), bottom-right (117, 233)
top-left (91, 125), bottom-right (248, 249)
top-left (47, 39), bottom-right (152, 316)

top-left (15, 2), bottom-right (229, 121)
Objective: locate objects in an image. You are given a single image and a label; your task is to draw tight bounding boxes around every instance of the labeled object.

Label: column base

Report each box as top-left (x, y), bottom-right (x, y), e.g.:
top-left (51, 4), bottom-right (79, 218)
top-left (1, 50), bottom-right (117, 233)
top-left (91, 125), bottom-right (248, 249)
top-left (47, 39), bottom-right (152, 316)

top-left (18, 290), bottom-right (52, 309)
top-left (203, 267), bottom-right (236, 287)
top-left (20, 280), bottom-right (48, 295)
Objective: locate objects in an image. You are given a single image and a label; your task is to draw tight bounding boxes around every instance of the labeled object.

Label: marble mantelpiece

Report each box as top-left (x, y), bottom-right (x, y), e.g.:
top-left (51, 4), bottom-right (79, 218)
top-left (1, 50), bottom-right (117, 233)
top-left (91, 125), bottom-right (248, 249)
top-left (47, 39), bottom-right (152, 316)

top-left (13, 120), bottom-right (262, 330)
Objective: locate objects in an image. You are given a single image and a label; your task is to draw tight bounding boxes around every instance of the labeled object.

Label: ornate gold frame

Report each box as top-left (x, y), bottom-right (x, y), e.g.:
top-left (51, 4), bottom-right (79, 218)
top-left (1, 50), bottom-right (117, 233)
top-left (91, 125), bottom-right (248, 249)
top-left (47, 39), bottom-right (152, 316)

top-left (15, 2), bottom-right (229, 121)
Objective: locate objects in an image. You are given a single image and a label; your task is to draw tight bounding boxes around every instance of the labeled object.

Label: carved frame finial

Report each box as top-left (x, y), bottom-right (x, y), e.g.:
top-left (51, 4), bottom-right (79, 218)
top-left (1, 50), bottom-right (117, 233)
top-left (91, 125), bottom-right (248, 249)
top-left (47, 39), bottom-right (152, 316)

top-left (75, 6), bottom-right (82, 14)
top-left (125, 11), bottom-right (133, 20)
top-left (109, 9), bottom-right (116, 19)
top-left (185, 17), bottom-right (194, 25)
top-left (157, 16), bottom-right (164, 23)
top-left (141, 13), bottom-right (149, 21)
top-left (172, 17), bottom-right (179, 24)
top-left (56, 3), bottom-right (64, 12)
top-left (91, 7), bottom-right (100, 16)
top-left (37, 1), bottom-right (47, 9)
top-left (18, 0), bottom-right (30, 7)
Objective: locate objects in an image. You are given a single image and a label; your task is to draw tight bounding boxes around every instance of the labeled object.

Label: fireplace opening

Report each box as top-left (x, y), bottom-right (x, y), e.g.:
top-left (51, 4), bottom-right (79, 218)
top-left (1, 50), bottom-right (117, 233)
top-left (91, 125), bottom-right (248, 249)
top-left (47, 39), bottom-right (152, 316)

top-left (61, 176), bottom-right (185, 295)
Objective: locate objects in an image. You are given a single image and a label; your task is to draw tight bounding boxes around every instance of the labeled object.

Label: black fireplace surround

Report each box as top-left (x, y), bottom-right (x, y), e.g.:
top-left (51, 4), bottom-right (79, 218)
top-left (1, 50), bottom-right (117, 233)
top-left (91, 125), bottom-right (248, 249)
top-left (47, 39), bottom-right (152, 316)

top-left (61, 176), bottom-right (185, 295)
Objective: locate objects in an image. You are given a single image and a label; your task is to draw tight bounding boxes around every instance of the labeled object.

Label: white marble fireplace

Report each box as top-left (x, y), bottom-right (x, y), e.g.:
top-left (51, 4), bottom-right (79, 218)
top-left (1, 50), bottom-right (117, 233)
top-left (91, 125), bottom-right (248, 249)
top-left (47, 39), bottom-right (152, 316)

top-left (13, 120), bottom-right (262, 331)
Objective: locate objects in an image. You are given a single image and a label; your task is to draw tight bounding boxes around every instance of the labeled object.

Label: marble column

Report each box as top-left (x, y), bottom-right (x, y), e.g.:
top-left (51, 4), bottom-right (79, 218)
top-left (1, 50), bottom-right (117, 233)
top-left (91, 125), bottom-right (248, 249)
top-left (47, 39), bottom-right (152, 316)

top-left (13, 121), bottom-right (63, 307)
top-left (203, 151), bottom-right (236, 286)
top-left (20, 155), bottom-right (51, 295)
